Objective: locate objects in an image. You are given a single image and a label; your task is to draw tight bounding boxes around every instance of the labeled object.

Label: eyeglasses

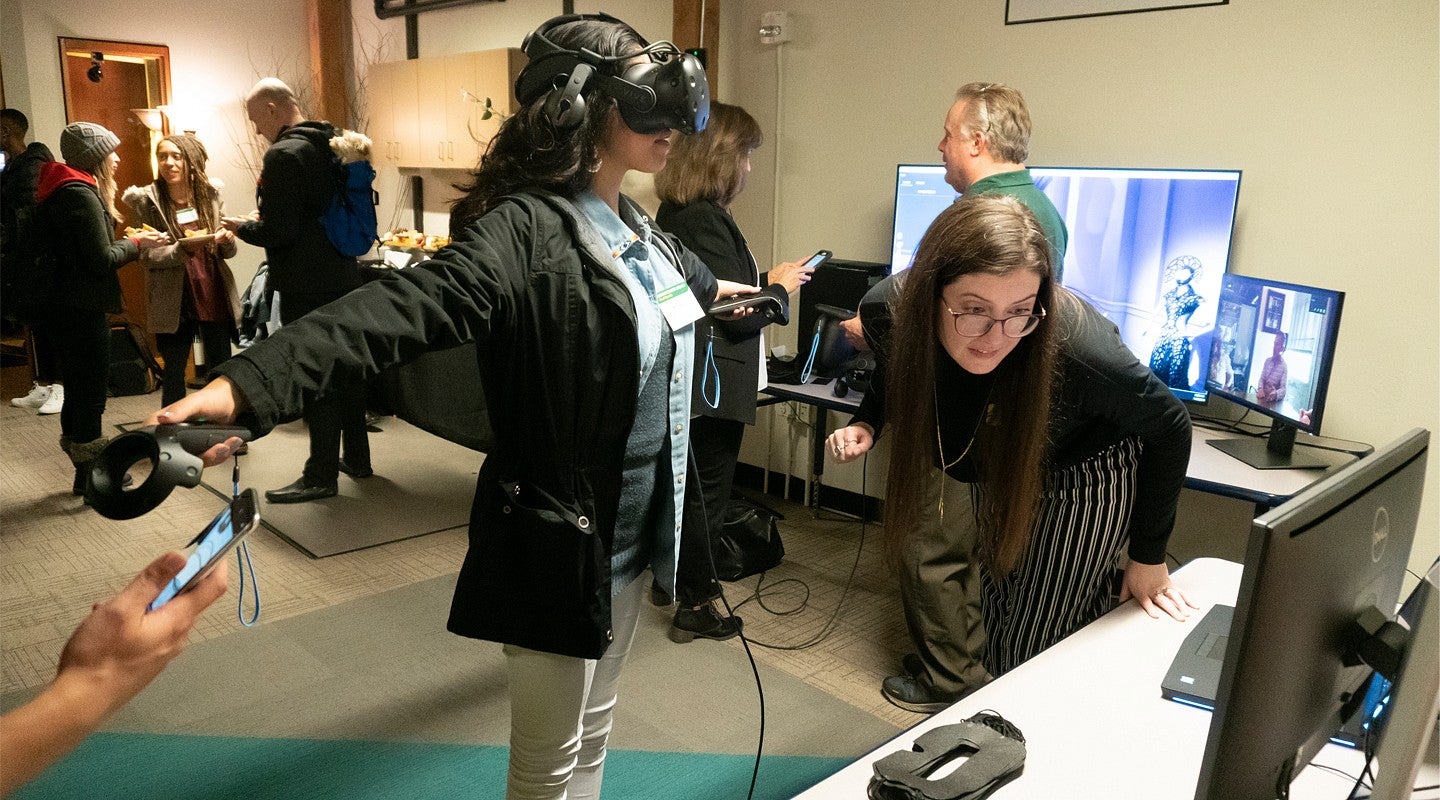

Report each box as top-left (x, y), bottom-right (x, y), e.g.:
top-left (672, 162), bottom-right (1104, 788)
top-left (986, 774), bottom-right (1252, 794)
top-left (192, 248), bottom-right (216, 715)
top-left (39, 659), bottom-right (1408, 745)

top-left (944, 304), bottom-right (1046, 338)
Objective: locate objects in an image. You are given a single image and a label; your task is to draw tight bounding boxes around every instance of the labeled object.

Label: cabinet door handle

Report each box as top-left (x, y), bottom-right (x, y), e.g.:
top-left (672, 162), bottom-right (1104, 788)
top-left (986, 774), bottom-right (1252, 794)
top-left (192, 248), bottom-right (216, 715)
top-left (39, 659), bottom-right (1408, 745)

top-left (438, 141), bottom-right (445, 160)
top-left (447, 141), bottom-right (454, 161)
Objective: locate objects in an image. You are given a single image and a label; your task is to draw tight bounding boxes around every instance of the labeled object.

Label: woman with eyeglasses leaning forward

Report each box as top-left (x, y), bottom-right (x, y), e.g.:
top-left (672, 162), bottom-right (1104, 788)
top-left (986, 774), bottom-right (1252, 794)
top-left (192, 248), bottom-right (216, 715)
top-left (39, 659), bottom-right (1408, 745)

top-left (828, 193), bottom-right (1197, 705)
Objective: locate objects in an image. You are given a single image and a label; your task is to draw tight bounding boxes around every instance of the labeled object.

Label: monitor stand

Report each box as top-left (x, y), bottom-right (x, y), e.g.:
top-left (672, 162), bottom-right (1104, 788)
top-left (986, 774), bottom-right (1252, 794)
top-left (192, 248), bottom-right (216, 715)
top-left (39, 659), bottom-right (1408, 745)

top-left (1207, 419), bottom-right (1329, 470)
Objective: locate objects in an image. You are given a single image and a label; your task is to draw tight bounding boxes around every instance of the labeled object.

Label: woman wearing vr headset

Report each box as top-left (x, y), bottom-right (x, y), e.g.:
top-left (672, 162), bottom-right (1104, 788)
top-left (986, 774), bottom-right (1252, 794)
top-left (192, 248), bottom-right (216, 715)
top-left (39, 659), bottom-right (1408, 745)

top-left (152, 13), bottom-right (753, 800)
top-left (828, 194), bottom-right (1196, 693)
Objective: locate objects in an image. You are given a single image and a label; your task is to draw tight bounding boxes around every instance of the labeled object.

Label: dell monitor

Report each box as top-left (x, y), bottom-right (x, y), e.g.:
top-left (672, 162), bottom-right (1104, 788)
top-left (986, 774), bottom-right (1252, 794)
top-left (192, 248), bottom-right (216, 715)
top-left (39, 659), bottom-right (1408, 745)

top-left (1193, 427), bottom-right (1429, 800)
top-left (1205, 273), bottom-right (1344, 469)
top-left (889, 165), bottom-right (1242, 403)
top-left (1368, 557), bottom-right (1439, 800)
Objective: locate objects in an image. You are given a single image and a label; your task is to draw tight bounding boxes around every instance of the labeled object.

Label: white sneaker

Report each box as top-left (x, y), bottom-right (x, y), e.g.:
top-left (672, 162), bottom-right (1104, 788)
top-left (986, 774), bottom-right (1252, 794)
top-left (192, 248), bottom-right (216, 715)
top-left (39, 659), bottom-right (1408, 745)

top-left (37, 384), bottom-right (64, 415)
top-left (10, 383), bottom-right (51, 409)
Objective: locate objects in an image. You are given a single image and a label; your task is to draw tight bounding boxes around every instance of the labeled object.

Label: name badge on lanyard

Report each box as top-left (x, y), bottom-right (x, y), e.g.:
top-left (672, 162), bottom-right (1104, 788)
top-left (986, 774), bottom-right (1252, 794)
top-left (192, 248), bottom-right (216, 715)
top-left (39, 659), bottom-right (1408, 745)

top-left (175, 207), bottom-right (199, 226)
top-left (656, 281), bottom-right (705, 331)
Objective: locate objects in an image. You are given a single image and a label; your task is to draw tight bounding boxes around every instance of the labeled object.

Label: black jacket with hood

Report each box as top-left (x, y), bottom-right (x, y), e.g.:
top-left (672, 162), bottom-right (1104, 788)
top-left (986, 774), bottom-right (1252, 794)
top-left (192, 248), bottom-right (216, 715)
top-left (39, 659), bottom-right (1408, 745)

top-left (235, 121), bottom-right (359, 295)
top-left (35, 161), bottom-right (138, 314)
top-left (214, 189), bottom-right (719, 659)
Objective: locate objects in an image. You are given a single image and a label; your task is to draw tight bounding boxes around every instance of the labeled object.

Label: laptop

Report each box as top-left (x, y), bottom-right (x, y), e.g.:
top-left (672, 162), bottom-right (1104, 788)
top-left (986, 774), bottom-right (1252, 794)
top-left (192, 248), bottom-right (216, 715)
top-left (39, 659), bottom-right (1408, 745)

top-left (1160, 604), bottom-right (1233, 710)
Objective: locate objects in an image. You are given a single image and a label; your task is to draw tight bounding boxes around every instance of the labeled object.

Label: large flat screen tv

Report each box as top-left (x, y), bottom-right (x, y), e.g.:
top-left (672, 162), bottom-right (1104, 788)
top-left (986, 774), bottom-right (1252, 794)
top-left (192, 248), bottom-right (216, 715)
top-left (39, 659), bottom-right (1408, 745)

top-left (889, 165), bottom-right (1242, 403)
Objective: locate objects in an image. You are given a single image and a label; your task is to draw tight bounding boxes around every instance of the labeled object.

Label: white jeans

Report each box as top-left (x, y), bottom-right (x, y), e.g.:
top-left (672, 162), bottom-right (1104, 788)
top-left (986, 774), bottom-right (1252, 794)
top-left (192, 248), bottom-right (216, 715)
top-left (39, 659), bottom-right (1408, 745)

top-left (503, 575), bottom-right (645, 800)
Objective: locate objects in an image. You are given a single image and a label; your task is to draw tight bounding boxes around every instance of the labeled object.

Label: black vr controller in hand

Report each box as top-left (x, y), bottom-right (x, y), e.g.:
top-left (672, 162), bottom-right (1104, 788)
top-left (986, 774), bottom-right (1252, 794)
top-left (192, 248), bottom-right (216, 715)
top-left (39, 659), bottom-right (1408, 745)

top-left (88, 424), bottom-right (252, 520)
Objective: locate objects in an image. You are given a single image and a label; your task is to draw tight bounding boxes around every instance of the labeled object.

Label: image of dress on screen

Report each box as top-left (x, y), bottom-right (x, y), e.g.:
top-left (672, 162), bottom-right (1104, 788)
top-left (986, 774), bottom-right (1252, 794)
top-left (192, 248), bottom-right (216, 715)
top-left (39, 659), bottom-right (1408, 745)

top-left (1148, 256), bottom-right (1204, 390)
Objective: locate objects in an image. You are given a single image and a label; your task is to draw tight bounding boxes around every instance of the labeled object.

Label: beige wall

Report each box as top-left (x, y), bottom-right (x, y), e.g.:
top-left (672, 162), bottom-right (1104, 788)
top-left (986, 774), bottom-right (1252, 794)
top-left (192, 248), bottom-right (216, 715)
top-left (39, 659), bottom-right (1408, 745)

top-left (721, 0), bottom-right (1439, 579)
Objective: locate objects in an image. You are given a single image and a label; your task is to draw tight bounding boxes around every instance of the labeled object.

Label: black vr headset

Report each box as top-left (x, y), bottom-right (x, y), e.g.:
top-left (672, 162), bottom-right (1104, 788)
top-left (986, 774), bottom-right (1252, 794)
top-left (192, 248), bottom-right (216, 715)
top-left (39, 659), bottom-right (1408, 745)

top-left (514, 12), bottom-right (710, 135)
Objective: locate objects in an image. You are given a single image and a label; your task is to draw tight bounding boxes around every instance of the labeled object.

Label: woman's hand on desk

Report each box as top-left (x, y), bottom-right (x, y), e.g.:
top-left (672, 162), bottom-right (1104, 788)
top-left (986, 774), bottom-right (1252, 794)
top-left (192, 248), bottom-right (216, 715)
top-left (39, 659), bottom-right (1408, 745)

top-left (1121, 561), bottom-right (1198, 622)
top-left (827, 423), bottom-right (874, 463)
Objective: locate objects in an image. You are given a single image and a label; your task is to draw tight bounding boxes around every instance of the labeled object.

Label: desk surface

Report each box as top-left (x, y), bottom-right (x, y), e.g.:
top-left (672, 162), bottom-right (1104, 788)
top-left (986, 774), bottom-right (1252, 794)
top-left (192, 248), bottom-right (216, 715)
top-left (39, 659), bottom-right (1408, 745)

top-left (758, 383), bottom-right (1360, 508)
top-left (792, 558), bottom-right (1371, 800)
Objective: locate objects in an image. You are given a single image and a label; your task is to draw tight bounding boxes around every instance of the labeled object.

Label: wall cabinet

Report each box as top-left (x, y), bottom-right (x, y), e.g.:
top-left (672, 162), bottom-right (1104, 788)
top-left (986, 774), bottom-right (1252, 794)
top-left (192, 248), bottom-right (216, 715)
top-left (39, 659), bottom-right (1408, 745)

top-left (368, 48), bottom-right (524, 171)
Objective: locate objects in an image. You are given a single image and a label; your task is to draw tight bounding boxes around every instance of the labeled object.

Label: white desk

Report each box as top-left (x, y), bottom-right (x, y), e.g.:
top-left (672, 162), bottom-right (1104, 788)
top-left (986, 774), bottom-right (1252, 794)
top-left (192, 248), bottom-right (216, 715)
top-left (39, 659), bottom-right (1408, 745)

top-left (793, 558), bottom-right (1374, 800)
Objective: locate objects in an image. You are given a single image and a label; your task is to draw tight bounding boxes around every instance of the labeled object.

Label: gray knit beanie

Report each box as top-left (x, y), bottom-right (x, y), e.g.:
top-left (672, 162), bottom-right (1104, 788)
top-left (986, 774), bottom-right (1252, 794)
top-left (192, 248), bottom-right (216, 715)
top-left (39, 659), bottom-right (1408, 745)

top-left (60, 122), bottom-right (120, 172)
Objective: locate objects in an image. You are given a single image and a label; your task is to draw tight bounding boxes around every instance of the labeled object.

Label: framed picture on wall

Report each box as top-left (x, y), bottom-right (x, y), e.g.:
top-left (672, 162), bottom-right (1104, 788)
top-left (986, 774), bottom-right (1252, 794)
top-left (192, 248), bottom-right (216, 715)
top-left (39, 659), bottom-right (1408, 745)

top-left (1006, 0), bottom-right (1227, 25)
top-left (1261, 288), bottom-right (1287, 334)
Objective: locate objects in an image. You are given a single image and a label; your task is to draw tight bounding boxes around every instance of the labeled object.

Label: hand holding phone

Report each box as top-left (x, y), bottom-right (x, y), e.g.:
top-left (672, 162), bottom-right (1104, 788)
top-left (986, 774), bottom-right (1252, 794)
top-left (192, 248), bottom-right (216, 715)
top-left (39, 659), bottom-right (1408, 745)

top-left (148, 489), bottom-right (260, 612)
top-left (769, 249), bottom-right (831, 294)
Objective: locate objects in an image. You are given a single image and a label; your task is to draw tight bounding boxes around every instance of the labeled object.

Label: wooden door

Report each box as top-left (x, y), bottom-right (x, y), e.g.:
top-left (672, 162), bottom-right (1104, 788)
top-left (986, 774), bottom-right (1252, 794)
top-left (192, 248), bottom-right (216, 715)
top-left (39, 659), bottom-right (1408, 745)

top-left (58, 37), bottom-right (170, 334)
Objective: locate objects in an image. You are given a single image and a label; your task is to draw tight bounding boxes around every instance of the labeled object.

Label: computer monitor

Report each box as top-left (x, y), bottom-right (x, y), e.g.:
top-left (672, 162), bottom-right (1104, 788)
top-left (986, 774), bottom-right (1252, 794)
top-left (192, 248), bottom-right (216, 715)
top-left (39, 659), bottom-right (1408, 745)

top-left (889, 165), bottom-right (1242, 403)
top-left (890, 164), bottom-right (956, 274)
top-left (1205, 273), bottom-right (1345, 469)
top-left (1368, 557), bottom-right (1439, 800)
top-left (1193, 428), bottom-right (1429, 800)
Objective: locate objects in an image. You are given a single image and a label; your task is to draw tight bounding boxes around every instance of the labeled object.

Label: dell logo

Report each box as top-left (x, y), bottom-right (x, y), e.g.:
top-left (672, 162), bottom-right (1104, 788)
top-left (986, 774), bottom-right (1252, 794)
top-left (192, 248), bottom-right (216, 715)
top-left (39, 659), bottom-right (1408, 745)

top-left (1371, 506), bottom-right (1390, 563)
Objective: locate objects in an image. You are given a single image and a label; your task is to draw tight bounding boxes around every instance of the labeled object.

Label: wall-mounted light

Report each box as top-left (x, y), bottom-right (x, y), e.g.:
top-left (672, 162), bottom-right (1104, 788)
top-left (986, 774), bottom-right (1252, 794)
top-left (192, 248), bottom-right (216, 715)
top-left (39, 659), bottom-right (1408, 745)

top-left (87, 52), bottom-right (104, 83)
top-left (157, 104), bottom-right (213, 135)
top-left (131, 108), bottom-right (164, 132)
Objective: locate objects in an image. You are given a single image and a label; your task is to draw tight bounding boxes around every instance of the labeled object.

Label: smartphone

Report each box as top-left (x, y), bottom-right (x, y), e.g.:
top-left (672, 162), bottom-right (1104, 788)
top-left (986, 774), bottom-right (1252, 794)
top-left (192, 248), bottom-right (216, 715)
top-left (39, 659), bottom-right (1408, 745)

top-left (802, 249), bottom-right (833, 269)
top-left (148, 488), bottom-right (260, 611)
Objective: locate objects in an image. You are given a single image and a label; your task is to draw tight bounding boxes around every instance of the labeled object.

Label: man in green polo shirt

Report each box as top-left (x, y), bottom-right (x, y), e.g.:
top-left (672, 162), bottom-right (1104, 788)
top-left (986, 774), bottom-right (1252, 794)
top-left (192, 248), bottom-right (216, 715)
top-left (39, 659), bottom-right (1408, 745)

top-left (939, 82), bottom-right (1067, 273)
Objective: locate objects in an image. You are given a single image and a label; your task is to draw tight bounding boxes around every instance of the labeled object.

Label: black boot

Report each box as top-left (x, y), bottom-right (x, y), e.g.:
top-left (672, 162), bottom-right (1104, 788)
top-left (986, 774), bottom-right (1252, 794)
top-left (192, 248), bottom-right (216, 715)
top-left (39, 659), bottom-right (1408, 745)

top-left (669, 601), bottom-right (743, 643)
top-left (63, 436), bottom-right (109, 498)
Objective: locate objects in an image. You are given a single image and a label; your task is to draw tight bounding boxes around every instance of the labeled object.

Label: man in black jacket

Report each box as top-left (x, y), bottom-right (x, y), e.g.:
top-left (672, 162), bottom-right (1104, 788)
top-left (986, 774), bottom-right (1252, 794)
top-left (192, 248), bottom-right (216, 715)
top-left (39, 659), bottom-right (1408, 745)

top-left (221, 78), bottom-right (370, 503)
top-left (1, 108), bottom-right (63, 414)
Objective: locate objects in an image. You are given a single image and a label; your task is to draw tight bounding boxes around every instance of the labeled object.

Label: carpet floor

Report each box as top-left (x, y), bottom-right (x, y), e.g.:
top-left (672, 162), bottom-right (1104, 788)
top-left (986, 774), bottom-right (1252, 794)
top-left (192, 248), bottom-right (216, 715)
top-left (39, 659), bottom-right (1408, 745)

top-left (8, 574), bottom-right (897, 799)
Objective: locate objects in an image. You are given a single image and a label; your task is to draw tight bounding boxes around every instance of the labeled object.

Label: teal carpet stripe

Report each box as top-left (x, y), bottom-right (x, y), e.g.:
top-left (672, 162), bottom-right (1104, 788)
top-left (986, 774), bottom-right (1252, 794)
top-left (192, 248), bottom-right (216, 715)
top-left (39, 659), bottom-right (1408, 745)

top-left (17, 732), bottom-right (849, 800)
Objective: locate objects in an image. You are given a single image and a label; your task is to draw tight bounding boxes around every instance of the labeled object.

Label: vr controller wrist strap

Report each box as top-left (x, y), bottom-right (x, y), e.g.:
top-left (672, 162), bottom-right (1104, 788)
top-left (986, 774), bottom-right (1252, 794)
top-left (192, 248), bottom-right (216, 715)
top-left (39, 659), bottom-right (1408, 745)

top-left (800, 329), bottom-right (821, 384)
top-left (231, 453), bottom-right (261, 627)
top-left (702, 332), bottom-right (721, 410)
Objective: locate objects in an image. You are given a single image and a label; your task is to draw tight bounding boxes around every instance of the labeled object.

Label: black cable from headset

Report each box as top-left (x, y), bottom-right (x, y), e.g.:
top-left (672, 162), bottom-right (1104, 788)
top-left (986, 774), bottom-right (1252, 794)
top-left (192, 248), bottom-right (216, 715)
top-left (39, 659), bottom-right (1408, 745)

top-left (731, 455), bottom-right (870, 653)
top-left (693, 474), bottom-right (766, 800)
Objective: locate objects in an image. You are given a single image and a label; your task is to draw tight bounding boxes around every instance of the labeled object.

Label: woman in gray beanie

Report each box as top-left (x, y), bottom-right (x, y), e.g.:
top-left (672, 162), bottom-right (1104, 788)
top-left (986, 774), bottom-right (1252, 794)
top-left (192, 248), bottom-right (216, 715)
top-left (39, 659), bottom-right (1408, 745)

top-left (35, 121), bottom-right (168, 494)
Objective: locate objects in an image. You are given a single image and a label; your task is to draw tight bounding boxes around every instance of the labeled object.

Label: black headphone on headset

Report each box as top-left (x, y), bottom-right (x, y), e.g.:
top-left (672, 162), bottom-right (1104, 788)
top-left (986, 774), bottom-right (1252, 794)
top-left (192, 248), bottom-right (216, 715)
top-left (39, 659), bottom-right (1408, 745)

top-left (514, 13), bottom-right (710, 135)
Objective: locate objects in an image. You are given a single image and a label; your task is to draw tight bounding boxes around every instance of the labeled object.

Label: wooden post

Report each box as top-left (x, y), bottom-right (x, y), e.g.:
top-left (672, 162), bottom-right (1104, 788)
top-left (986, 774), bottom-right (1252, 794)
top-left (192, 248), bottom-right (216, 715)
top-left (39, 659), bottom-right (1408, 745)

top-left (308, 0), bottom-right (353, 128)
top-left (672, 0), bottom-right (719, 97)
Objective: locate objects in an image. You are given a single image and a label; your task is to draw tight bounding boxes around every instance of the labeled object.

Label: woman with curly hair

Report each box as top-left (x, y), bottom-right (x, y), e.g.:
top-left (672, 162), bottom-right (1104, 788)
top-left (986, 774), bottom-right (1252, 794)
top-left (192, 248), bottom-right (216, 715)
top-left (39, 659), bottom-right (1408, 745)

top-left (151, 14), bottom-right (758, 798)
top-left (123, 133), bottom-right (240, 407)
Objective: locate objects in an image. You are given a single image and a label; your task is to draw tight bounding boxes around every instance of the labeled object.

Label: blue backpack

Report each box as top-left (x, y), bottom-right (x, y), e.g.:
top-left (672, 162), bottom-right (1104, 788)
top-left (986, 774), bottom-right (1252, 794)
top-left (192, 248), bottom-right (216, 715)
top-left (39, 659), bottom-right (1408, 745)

top-left (321, 147), bottom-right (379, 257)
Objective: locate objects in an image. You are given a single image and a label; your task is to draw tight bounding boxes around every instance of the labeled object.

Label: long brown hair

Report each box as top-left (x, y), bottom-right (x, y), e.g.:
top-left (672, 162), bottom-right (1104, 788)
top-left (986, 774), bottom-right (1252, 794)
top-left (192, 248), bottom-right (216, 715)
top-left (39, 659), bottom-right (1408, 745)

top-left (92, 156), bottom-right (120, 222)
top-left (882, 193), bottom-right (1061, 575)
top-left (654, 101), bottom-right (762, 208)
top-left (153, 134), bottom-right (220, 233)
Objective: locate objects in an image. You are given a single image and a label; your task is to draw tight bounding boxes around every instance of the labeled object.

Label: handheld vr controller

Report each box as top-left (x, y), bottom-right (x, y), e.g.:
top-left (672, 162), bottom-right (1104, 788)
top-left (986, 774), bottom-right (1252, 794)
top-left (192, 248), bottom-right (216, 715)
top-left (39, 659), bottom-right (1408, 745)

top-left (88, 424), bottom-right (251, 520)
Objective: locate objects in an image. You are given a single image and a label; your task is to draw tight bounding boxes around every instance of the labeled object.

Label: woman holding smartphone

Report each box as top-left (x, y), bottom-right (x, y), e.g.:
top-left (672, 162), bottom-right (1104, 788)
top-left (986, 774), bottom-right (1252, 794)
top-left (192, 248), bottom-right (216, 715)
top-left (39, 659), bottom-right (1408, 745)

top-left (123, 133), bottom-right (241, 407)
top-left (150, 14), bottom-right (759, 799)
top-left (653, 101), bottom-right (816, 641)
